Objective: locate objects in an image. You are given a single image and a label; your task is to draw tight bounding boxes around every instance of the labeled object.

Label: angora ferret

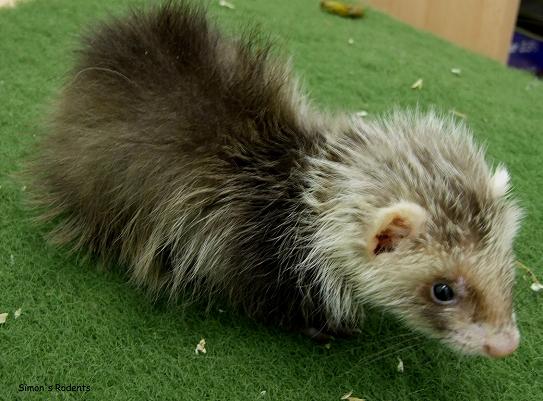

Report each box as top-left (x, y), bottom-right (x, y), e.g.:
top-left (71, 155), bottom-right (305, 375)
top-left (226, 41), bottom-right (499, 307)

top-left (30, 1), bottom-right (522, 357)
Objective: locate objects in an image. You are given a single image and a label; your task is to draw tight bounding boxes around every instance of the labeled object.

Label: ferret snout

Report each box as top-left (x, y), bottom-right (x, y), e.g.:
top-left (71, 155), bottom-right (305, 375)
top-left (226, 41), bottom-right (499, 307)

top-left (483, 327), bottom-right (520, 358)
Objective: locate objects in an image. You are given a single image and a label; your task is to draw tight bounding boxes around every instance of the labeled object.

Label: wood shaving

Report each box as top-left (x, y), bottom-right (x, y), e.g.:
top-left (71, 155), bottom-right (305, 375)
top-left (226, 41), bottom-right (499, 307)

top-left (0, 313), bottom-right (7, 324)
top-left (14, 308), bottom-right (22, 319)
top-left (260, 390), bottom-right (267, 396)
top-left (341, 391), bottom-right (366, 401)
top-left (449, 109), bottom-right (467, 119)
top-left (517, 261), bottom-right (543, 292)
top-left (526, 79), bottom-right (541, 91)
top-left (451, 68), bottom-right (462, 76)
top-left (397, 357), bottom-right (404, 373)
top-left (218, 0), bottom-right (235, 9)
top-left (320, 1), bottom-right (364, 18)
top-left (195, 338), bottom-right (207, 354)
top-left (411, 78), bottom-right (423, 90)
top-left (0, 0), bottom-right (21, 7)
top-left (355, 110), bottom-right (368, 118)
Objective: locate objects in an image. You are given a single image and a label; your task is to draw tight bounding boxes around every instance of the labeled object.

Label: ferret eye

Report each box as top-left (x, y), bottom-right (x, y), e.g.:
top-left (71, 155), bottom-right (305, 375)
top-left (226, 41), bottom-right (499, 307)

top-left (431, 283), bottom-right (455, 304)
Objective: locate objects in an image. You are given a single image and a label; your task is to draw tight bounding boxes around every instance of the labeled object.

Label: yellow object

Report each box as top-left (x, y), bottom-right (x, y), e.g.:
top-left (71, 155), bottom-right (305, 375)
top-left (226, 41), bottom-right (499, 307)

top-left (320, 1), bottom-right (364, 18)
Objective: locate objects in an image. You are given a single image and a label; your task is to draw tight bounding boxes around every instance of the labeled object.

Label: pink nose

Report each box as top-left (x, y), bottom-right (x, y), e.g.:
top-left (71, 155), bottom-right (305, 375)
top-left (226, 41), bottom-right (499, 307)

top-left (483, 329), bottom-right (520, 358)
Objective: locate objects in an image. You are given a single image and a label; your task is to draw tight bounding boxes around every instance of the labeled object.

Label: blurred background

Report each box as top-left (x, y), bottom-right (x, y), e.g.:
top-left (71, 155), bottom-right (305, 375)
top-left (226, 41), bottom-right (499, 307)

top-left (368, 0), bottom-right (543, 76)
top-left (1, 0), bottom-right (542, 75)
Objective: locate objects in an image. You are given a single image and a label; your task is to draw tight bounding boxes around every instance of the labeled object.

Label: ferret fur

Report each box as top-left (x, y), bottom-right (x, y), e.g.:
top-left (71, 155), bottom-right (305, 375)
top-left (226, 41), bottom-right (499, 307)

top-left (29, 1), bottom-right (523, 355)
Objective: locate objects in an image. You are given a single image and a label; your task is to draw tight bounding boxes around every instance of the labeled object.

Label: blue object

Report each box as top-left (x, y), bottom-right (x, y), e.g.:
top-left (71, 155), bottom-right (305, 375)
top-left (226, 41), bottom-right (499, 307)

top-left (508, 29), bottom-right (543, 76)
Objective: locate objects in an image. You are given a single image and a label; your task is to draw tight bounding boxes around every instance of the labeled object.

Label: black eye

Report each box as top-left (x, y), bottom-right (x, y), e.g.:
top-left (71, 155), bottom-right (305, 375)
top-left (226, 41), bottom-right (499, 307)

top-left (431, 283), bottom-right (455, 304)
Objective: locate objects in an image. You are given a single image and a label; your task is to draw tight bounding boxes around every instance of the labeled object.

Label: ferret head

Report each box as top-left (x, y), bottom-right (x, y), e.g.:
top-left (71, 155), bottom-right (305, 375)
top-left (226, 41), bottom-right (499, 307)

top-left (306, 111), bottom-right (523, 357)
top-left (362, 194), bottom-right (521, 358)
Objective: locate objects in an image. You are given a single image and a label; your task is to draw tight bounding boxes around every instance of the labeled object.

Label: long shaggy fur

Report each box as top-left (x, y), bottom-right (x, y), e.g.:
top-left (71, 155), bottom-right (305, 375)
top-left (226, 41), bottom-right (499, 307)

top-left (30, 1), bottom-right (522, 349)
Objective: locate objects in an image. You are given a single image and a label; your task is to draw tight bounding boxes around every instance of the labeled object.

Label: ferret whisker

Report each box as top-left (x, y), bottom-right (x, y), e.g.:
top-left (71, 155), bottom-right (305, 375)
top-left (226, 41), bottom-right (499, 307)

top-left (341, 342), bottom-right (421, 376)
top-left (367, 343), bottom-right (421, 364)
top-left (380, 331), bottom-right (422, 342)
top-left (71, 66), bottom-right (139, 88)
top-left (346, 334), bottom-right (420, 355)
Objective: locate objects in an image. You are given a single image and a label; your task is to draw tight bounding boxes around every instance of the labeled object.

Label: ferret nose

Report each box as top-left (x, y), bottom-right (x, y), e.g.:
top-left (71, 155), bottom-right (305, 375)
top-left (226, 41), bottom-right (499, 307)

top-left (483, 328), bottom-right (520, 358)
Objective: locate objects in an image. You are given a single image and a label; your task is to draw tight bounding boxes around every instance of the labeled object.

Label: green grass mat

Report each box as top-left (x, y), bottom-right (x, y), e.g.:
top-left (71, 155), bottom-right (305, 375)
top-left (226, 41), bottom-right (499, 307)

top-left (1, 0), bottom-right (542, 400)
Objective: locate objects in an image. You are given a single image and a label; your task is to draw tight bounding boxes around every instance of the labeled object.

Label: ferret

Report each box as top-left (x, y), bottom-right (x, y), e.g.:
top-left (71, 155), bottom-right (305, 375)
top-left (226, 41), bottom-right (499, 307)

top-left (29, 1), bottom-right (523, 357)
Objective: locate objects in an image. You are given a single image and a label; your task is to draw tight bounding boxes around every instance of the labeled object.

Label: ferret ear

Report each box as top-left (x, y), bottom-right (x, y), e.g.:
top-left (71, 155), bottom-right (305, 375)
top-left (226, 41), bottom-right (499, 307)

top-left (367, 201), bottom-right (427, 257)
top-left (490, 165), bottom-right (510, 199)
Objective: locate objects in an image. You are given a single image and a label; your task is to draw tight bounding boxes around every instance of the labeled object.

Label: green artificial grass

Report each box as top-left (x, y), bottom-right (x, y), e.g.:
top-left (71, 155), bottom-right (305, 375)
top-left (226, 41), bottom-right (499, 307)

top-left (1, 0), bottom-right (542, 400)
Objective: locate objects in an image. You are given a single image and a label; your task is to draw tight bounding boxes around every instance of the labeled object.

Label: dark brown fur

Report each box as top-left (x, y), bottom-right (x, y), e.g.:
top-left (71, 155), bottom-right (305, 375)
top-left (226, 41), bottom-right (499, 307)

top-left (30, 1), bottom-right (330, 330)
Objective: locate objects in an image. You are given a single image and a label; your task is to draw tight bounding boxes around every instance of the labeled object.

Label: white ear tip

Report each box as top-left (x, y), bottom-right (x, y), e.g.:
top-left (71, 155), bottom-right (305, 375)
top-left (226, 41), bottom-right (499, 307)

top-left (491, 166), bottom-right (510, 198)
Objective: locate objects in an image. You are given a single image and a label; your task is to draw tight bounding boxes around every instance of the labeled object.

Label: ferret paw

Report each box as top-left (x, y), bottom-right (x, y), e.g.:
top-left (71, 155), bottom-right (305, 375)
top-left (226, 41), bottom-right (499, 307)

top-left (302, 327), bottom-right (335, 343)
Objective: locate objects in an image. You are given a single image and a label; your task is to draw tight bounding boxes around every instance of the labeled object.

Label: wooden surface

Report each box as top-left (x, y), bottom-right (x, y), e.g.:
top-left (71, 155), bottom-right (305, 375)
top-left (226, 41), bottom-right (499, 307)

top-left (367, 0), bottom-right (521, 63)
